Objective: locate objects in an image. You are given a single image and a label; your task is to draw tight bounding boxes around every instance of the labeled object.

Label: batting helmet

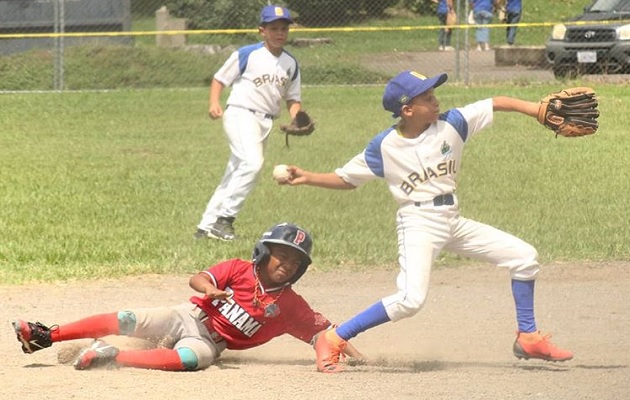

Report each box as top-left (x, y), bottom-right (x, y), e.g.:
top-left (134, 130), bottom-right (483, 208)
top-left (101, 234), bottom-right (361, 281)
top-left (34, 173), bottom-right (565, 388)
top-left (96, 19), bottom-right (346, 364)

top-left (252, 223), bottom-right (313, 284)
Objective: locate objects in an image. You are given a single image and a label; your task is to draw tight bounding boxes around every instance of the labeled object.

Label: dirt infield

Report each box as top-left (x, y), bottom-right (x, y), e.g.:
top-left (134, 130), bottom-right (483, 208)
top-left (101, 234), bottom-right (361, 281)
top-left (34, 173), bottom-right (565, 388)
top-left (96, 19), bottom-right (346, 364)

top-left (2, 262), bottom-right (629, 400)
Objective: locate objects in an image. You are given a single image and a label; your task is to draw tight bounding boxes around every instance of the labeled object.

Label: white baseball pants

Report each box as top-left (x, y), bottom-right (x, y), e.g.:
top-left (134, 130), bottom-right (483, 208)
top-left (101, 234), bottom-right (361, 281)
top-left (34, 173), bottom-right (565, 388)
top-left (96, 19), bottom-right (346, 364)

top-left (198, 106), bottom-right (273, 230)
top-left (382, 201), bottom-right (540, 322)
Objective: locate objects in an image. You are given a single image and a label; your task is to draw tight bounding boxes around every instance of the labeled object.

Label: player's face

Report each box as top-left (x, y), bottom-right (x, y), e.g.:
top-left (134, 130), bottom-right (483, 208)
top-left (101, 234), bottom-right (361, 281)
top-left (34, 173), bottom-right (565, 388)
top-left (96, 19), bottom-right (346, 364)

top-left (404, 89), bottom-right (440, 123)
top-left (264, 244), bottom-right (303, 284)
top-left (260, 20), bottom-right (290, 53)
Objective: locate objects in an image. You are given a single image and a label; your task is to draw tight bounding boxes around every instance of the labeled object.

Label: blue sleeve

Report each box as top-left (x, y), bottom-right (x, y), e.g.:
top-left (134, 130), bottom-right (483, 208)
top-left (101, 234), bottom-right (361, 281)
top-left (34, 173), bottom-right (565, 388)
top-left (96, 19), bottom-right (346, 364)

top-left (282, 49), bottom-right (300, 81)
top-left (440, 109), bottom-right (468, 142)
top-left (364, 128), bottom-right (392, 178)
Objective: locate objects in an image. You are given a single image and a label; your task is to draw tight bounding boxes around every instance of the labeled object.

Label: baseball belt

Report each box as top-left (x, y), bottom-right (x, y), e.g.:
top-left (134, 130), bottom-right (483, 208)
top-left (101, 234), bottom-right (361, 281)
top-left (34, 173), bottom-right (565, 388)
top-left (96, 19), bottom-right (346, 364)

top-left (195, 307), bottom-right (226, 344)
top-left (226, 105), bottom-right (275, 120)
top-left (414, 193), bottom-right (455, 207)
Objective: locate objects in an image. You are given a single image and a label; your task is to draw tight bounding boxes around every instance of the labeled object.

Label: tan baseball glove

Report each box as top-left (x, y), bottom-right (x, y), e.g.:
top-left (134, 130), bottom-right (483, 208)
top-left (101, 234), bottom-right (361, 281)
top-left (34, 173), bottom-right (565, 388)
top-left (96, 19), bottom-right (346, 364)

top-left (280, 110), bottom-right (315, 147)
top-left (537, 87), bottom-right (599, 137)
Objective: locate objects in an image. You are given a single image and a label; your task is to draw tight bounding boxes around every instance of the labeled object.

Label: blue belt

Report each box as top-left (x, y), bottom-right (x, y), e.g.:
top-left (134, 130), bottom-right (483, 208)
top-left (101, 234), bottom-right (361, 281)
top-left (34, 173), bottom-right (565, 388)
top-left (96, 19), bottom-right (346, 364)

top-left (227, 105), bottom-right (274, 119)
top-left (414, 193), bottom-right (455, 207)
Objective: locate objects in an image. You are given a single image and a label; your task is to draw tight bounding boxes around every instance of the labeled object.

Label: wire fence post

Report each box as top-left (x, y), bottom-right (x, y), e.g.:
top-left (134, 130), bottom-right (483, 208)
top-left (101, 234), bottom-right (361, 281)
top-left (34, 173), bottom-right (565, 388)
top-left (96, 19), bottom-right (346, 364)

top-left (462, 0), bottom-right (470, 86)
top-left (53, 0), bottom-right (65, 91)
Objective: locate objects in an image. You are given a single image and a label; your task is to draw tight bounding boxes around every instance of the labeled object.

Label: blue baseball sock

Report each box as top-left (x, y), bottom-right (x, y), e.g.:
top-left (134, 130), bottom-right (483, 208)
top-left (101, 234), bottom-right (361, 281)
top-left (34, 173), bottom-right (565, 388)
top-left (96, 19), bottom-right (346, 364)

top-left (335, 301), bottom-right (391, 341)
top-left (511, 279), bottom-right (536, 333)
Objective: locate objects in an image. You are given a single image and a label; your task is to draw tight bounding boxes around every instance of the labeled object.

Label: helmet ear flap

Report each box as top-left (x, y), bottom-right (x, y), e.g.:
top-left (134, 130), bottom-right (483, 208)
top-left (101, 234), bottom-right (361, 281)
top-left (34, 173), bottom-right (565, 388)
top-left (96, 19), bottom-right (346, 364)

top-left (289, 263), bottom-right (308, 284)
top-left (252, 241), bottom-right (270, 266)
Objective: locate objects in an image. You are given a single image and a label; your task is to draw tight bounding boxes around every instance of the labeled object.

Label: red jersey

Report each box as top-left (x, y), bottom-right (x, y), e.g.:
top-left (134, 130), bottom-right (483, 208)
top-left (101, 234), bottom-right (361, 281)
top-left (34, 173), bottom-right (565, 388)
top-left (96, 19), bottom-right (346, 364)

top-left (190, 259), bottom-right (331, 350)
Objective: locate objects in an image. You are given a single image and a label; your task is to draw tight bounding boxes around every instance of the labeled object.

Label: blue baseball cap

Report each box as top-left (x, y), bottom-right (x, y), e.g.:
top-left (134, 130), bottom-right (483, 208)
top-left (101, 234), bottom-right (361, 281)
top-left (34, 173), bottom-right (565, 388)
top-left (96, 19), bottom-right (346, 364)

top-left (260, 5), bottom-right (293, 24)
top-left (382, 71), bottom-right (448, 117)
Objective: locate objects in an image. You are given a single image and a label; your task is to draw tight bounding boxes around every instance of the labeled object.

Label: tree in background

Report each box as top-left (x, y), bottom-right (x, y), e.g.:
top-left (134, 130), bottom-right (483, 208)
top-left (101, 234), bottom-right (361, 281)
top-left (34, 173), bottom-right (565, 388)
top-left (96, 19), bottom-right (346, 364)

top-left (165, 0), bottom-right (264, 29)
top-left (165, 0), bottom-right (400, 28)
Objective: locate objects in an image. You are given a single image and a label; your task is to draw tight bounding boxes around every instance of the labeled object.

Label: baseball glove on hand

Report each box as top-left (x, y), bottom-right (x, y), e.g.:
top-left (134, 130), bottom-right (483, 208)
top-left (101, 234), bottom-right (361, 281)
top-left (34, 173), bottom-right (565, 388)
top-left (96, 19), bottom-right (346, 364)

top-left (537, 87), bottom-right (599, 137)
top-left (280, 110), bottom-right (315, 147)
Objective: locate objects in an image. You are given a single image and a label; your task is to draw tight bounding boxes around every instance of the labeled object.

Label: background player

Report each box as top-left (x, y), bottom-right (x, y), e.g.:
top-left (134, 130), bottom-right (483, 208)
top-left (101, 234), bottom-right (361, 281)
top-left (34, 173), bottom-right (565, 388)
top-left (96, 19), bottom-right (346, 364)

top-left (280, 71), bottom-right (573, 372)
top-left (12, 223), bottom-right (362, 371)
top-left (194, 5), bottom-right (307, 241)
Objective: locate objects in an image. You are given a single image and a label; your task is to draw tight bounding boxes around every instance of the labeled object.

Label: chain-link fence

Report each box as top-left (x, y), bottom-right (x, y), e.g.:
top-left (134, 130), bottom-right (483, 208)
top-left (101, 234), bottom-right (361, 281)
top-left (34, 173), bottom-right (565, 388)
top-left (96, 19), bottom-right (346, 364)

top-left (0, 0), bottom-right (628, 91)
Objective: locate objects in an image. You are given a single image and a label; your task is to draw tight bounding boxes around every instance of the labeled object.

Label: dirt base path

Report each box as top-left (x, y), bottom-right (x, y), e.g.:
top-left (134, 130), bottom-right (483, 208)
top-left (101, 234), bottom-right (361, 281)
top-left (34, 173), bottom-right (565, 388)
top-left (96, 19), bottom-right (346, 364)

top-left (2, 262), bottom-right (628, 400)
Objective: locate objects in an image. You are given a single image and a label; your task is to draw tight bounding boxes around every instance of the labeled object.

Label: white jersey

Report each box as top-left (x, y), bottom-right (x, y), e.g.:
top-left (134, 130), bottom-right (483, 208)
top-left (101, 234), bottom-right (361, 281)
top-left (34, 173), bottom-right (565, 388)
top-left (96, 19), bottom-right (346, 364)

top-left (214, 42), bottom-right (301, 118)
top-left (335, 98), bottom-right (493, 206)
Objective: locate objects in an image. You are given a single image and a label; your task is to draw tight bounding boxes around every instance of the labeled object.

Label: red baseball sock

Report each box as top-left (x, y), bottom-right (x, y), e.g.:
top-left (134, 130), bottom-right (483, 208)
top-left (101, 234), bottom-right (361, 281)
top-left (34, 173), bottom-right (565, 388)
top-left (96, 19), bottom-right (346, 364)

top-left (115, 348), bottom-right (186, 371)
top-left (51, 313), bottom-right (119, 342)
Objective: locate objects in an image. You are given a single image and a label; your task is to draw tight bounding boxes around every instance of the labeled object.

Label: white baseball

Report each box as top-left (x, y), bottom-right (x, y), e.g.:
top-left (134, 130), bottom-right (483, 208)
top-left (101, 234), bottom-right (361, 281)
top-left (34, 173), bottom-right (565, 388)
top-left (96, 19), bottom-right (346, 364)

top-left (272, 164), bottom-right (291, 182)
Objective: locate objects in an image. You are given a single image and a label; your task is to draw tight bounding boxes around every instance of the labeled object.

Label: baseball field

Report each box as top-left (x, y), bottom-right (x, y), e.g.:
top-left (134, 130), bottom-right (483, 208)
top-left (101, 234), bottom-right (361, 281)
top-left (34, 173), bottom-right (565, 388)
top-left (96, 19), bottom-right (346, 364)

top-left (1, 82), bottom-right (629, 399)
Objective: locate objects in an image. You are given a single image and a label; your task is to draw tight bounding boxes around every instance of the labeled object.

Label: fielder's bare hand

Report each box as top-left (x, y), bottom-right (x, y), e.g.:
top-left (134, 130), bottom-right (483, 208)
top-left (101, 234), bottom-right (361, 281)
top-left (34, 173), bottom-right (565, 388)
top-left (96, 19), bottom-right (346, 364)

top-left (280, 165), bottom-right (356, 190)
top-left (277, 165), bottom-right (304, 185)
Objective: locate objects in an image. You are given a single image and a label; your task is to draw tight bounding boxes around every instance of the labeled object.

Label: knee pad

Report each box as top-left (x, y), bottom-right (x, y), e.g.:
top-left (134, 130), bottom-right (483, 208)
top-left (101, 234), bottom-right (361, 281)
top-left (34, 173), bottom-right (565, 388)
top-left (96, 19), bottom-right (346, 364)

top-left (176, 347), bottom-right (199, 371)
top-left (117, 311), bottom-right (137, 335)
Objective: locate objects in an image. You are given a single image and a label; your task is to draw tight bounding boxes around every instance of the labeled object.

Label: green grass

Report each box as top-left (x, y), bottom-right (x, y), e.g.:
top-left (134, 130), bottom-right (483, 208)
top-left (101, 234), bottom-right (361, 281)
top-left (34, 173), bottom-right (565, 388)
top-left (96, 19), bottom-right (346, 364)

top-left (1, 1), bottom-right (626, 283)
top-left (1, 84), bottom-right (629, 284)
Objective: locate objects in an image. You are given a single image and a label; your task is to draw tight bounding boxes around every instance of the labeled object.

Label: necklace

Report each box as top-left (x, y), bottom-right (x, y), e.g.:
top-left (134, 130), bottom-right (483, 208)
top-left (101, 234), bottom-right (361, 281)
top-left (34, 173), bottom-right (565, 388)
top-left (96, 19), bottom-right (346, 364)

top-left (253, 270), bottom-right (285, 318)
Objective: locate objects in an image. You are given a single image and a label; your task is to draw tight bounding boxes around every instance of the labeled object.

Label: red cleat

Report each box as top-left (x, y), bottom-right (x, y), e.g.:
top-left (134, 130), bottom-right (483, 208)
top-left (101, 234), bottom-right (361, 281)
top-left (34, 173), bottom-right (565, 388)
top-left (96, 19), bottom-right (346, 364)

top-left (12, 320), bottom-right (53, 354)
top-left (513, 331), bottom-right (573, 362)
top-left (73, 340), bottom-right (119, 370)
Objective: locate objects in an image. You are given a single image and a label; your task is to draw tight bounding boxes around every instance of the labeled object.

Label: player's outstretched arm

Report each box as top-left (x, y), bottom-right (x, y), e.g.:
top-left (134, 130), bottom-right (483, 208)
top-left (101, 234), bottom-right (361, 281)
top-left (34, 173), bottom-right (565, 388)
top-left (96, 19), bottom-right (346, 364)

top-left (493, 96), bottom-right (539, 118)
top-left (493, 90), bottom-right (599, 138)
top-left (285, 166), bottom-right (356, 190)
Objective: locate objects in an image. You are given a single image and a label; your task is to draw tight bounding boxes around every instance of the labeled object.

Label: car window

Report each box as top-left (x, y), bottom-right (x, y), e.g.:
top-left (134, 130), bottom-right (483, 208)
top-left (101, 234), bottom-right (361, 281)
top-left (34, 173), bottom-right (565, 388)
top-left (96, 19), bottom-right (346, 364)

top-left (590, 0), bottom-right (630, 12)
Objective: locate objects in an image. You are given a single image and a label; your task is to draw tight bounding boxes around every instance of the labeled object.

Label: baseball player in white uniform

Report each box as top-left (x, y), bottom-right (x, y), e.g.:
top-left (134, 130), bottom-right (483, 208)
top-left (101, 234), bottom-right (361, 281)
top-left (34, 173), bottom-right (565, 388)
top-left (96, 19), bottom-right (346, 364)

top-left (281, 71), bottom-right (573, 372)
top-left (195, 5), bottom-right (304, 241)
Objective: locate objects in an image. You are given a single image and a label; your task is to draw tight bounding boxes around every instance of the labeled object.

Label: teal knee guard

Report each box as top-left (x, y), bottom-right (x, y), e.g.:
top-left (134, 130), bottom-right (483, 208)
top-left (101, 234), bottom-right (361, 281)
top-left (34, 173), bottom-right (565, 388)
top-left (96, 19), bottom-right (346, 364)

top-left (117, 311), bottom-right (137, 335)
top-left (177, 347), bottom-right (199, 370)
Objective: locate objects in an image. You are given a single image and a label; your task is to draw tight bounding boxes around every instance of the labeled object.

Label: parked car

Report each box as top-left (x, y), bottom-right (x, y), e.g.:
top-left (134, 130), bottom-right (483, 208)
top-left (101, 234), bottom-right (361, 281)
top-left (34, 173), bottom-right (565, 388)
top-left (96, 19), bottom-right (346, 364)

top-left (545, 0), bottom-right (630, 78)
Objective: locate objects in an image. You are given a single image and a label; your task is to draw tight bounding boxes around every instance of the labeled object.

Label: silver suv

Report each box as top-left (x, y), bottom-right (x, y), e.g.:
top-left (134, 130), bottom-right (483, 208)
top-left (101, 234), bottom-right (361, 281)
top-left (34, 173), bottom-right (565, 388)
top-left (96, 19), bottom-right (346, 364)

top-left (545, 0), bottom-right (630, 78)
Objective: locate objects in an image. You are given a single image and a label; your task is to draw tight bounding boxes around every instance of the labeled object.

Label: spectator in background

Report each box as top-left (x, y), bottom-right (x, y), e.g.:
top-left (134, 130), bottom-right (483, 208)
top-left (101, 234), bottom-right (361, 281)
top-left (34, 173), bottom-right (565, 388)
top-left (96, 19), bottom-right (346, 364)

top-left (470, 0), bottom-right (494, 51)
top-left (503, 0), bottom-right (522, 45)
top-left (437, 0), bottom-right (455, 51)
